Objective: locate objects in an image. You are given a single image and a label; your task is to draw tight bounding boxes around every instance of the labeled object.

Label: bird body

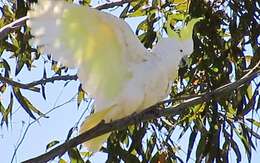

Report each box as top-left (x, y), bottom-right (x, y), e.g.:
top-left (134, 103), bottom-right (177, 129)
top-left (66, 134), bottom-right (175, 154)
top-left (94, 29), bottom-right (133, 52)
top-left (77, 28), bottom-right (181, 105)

top-left (27, 0), bottom-right (195, 151)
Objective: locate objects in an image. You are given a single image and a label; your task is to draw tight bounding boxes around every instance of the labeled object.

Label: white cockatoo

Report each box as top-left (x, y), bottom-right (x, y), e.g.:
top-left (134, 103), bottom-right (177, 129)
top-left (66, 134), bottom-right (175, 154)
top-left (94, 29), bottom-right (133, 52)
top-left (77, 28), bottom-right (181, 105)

top-left (27, 0), bottom-right (197, 152)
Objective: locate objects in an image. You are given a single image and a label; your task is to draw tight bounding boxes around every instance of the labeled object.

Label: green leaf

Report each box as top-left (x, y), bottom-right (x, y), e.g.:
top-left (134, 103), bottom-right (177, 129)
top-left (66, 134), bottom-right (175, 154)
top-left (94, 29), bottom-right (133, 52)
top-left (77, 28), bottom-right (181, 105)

top-left (80, 151), bottom-right (92, 158)
top-left (0, 83), bottom-right (7, 93)
top-left (171, 13), bottom-right (186, 21)
top-left (146, 133), bottom-right (156, 161)
top-left (12, 87), bottom-right (48, 119)
top-left (120, 4), bottom-right (130, 18)
top-left (15, 54), bottom-right (25, 75)
top-left (3, 5), bottom-right (14, 19)
top-left (1, 93), bottom-right (13, 127)
top-left (46, 140), bottom-right (60, 152)
top-left (58, 158), bottom-right (67, 163)
top-left (234, 127), bottom-right (252, 162)
top-left (230, 138), bottom-right (242, 162)
top-left (0, 102), bottom-right (6, 126)
top-left (0, 58), bottom-right (11, 77)
top-left (176, 0), bottom-right (189, 12)
top-left (80, 0), bottom-right (91, 5)
top-left (186, 127), bottom-right (197, 162)
top-left (66, 127), bottom-right (77, 141)
top-left (244, 125), bottom-right (260, 139)
top-left (41, 84), bottom-right (46, 100)
top-left (128, 1), bottom-right (146, 17)
top-left (41, 68), bottom-right (47, 99)
top-left (77, 84), bottom-right (85, 108)
top-left (246, 118), bottom-right (260, 128)
top-left (4, 93), bottom-right (13, 127)
top-left (137, 19), bottom-right (149, 33)
top-left (0, 102), bottom-right (4, 114)
top-left (196, 134), bottom-right (207, 162)
top-left (68, 148), bottom-right (84, 163)
top-left (150, 152), bottom-right (159, 163)
top-left (246, 84), bottom-right (253, 99)
top-left (51, 60), bottom-right (62, 75)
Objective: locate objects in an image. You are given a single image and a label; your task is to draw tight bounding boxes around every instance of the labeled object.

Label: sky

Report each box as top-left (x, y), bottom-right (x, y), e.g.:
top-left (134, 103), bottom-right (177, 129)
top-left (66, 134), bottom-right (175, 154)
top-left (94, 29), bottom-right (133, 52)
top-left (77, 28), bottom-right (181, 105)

top-left (0, 1), bottom-right (259, 163)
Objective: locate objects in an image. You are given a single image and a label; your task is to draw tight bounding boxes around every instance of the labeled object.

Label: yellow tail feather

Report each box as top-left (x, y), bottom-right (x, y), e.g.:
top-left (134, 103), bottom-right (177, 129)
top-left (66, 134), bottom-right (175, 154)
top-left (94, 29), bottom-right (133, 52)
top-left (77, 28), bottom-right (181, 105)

top-left (80, 108), bottom-right (112, 152)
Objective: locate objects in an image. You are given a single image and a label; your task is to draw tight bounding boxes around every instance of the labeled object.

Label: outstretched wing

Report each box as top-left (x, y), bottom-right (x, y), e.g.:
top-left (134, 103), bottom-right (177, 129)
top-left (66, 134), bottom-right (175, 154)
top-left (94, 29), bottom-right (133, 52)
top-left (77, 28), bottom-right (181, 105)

top-left (27, 0), bottom-right (147, 101)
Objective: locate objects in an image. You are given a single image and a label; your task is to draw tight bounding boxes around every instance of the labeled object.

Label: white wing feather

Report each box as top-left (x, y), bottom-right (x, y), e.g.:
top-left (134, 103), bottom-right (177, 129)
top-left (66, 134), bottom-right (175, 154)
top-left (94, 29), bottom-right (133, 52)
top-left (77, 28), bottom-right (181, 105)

top-left (28, 0), bottom-right (147, 102)
top-left (27, 0), bottom-right (194, 152)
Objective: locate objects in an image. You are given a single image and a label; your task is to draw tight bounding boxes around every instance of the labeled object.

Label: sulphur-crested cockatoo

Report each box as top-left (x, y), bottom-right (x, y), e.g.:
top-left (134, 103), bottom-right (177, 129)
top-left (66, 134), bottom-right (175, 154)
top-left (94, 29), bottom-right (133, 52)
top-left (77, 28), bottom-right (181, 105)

top-left (27, 0), bottom-right (196, 152)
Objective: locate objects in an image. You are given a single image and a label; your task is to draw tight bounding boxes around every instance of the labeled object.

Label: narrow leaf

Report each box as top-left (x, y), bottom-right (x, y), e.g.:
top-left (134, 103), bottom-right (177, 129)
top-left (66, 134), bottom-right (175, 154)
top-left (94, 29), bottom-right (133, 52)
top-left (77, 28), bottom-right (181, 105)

top-left (46, 140), bottom-right (60, 152)
top-left (13, 87), bottom-right (36, 119)
top-left (58, 158), bottom-right (67, 163)
top-left (230, 138), bottom-right (242, 163)
top-left (41, 84), bottom-right (47, 100)
top-left (12, 87), bottom-right (48, 119)
top-left (246, 118), bottom-right (260, 127)
top-left (186, 127), bottom-right (197, 162)
top-left (77, 84), bottom-right (85, 108)
top-left (66, 127), bottom-right (77, 141)
top-left (68, 148), bottom-right (84, 163)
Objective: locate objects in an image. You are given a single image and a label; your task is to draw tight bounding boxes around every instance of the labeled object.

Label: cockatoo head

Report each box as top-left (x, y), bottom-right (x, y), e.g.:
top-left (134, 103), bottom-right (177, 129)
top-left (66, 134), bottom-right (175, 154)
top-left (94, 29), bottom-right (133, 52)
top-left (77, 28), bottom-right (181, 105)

top-left (153, 37), bottom-right (193, 61)
top-left (176, 38), bottom-right (194, 67)
top-left (152, 35), bottom-right (194, 81)
top-left (177, 39), bottom-right (194, 57)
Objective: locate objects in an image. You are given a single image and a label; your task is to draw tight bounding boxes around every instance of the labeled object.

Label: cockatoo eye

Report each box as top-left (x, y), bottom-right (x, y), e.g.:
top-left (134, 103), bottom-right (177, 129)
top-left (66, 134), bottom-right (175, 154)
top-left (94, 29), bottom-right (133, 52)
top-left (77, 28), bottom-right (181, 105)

top-left (180, 49), bottom-right (183, 53)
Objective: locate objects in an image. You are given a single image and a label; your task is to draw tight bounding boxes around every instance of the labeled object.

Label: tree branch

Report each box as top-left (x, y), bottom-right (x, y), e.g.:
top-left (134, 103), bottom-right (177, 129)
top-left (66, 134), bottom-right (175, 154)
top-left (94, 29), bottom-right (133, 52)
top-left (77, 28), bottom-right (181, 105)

top-left (94, 0), bottom-right (133, 10)
top-left (0, 16), bottom-right (29, 40)
top-left (0, 74), bottom-right (78, 92)
top-left (0, 0), bottom-right (132, 39)
top-left (22, 67), bottom-right (260, 163)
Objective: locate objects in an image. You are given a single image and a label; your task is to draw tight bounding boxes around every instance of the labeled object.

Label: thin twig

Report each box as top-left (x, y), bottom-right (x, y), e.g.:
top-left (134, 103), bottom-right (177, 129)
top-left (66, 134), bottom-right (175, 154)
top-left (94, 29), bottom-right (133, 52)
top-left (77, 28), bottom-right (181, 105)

top-left (0, 74), bottom-right (78, 92)
top-left (94, 0), bottom-right (133, 10)
top-left (11, 94), bottom-right (77, 163)
top-left (74, 98), bottom-right (94, 128)
top-left (21, 67), bottom-right (260, 163)
top-left (24, 74), bottom-right (78, 88)
top-left (0, 16), bottom-right (29, 40)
